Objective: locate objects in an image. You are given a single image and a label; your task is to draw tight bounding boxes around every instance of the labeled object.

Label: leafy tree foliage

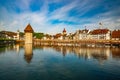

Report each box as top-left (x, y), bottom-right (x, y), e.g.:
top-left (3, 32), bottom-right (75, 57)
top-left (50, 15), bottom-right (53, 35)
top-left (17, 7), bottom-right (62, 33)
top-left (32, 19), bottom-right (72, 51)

top-left (33, 32), bottom-right (44, 39)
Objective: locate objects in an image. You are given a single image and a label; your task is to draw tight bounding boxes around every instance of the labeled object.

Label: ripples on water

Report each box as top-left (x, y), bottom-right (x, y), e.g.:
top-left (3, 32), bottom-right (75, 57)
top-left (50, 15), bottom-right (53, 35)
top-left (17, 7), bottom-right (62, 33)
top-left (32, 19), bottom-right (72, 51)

top-left (0, 44), bottom-right (120, 80)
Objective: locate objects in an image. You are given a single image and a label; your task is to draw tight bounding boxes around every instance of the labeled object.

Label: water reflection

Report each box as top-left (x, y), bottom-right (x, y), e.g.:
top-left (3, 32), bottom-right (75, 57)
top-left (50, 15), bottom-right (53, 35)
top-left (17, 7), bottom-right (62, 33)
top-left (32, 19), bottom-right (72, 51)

top-left (15, 44), bottom-right (20, 53)
top-left (24, 44), bottom-right (33, 63)
top-left (42, 46), bottom-right (120, 63)
top-left (52, 46), bottom-right (110, 59)
top-left (0, 44), bottom-right (120, 64)
top-left (111, 48), bottom-right (120, 59)
top-left (1, 44), bottom-right (120, 80)
top-left (0, 45), bottom-right (15, 54)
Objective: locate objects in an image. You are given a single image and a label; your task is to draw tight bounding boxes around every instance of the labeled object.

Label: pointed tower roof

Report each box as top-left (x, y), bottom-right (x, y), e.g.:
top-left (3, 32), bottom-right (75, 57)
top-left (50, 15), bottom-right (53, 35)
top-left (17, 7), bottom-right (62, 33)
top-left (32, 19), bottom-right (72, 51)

top-left (24, 24), bottom-right (34, 33)
top-left (63, 28), bottom-right (66, 32)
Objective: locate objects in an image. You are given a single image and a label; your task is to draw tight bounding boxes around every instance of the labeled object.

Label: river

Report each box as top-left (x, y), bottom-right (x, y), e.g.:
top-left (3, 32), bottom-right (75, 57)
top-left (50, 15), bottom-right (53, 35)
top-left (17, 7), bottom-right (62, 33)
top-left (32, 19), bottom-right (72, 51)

top-left (0, 44), bottom-right (120, 80)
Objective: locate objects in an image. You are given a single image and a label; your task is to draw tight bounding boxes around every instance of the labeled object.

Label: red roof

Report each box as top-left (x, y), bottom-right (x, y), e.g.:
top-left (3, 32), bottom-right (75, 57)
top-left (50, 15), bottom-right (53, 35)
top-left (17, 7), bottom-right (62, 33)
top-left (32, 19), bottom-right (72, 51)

top-left (63, 28), bottom-right (66, 32)
top-left (24, 24), bottom-right (34, 33)
top-left (112, 30), bottom-right (120, 38)
top-left (54, 33), bottom-right (62, 38)
top-left (91, 29), bottom-right (109, 35)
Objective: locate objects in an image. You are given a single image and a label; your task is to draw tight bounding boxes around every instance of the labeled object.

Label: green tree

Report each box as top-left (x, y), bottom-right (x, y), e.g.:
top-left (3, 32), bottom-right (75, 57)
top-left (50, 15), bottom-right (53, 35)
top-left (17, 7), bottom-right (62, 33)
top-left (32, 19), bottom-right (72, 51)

top-left (19, 32), bottom-right (24, 37)
top-left (34, 32), bottom-right (44, 39)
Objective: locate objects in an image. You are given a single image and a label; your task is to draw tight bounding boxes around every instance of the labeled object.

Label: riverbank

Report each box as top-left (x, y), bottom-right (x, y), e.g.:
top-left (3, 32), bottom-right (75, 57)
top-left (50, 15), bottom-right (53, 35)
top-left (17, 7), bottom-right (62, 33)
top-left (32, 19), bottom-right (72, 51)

top-left (33, 39), bottom-right (120, 47)
top-left (1, 39), bottom-right (120, 47)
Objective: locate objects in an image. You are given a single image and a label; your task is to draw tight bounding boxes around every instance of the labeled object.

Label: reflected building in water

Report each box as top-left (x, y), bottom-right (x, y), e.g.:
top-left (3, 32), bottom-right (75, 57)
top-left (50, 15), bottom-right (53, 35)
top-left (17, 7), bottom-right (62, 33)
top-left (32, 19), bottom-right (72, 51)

top-left (48, 46), bottom-right (112, 64)
top-left (73, 47), bottom-right (111, 63)
top-left (0, 44), bottom-right (120, 64)
top-left (15, 44), bottom-right (20, 53)
top-left (62, 46), bottom-right (67, 56)
top-left (24, 44), bottom-right (33, 63)
top-left (111, 48), bottom-right (120, 59)
top-left (52, 46), bottom-right (67, 56)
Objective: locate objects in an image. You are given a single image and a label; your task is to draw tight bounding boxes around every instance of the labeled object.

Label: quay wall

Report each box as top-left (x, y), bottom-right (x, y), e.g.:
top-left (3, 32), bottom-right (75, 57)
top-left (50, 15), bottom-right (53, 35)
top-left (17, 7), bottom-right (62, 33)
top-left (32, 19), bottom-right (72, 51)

top-left (33, 39), bottom-right (120, 47)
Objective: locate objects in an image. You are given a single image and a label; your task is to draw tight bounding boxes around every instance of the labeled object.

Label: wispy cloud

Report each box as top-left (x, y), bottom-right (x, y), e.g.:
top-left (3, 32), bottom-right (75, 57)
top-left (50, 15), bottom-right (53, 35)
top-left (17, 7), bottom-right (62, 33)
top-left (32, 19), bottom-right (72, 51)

top-left (15, 0), bottom-right (32, 11)
top-left (0, 0), bottom-right (120, 34)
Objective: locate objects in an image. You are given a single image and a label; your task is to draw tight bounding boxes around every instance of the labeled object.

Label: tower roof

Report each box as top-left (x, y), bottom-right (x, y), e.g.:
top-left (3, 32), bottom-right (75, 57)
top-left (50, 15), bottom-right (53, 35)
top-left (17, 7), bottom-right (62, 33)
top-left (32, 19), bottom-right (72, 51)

top-left (63, 28), bottom-right (66, 32)
top-left (24, 24), bottom-right (34, 33)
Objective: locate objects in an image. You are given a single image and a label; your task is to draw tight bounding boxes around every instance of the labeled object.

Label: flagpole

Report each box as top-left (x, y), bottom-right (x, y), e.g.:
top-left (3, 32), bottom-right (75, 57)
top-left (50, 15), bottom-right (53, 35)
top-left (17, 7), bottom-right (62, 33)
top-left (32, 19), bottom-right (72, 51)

top-left (99, 22), bottom-right (102, 29)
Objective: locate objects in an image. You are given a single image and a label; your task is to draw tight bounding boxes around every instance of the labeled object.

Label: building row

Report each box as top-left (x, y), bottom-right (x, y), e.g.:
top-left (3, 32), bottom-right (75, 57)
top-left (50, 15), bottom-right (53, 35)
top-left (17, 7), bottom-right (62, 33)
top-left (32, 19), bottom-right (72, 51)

top-left (0, 24), bottom-right (120, 40)
top-left (43, 28), bottom-right (120, 40)
top-left (0, 30), bottom-right (20, 40)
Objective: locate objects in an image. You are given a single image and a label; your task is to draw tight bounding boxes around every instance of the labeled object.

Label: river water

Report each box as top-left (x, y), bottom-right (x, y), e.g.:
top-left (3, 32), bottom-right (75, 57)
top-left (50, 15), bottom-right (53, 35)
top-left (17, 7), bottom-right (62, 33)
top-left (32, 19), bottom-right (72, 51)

top-left (0, 44), bottom-right (120, 80)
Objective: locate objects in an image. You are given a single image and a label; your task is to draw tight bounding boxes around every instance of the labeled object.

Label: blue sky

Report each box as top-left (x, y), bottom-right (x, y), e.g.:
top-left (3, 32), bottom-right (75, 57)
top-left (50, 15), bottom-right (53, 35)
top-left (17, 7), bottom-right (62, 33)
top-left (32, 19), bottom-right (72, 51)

top-left (0, 0), bottom-right (120, 34)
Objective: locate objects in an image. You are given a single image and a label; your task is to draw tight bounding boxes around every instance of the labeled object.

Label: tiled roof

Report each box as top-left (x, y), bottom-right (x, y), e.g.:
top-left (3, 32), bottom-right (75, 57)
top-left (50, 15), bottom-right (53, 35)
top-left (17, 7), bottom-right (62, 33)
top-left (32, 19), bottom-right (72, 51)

top-left (24, 24), bottom-right (34, 33)
top-left (112, 30), bottom-right (120, 38)
top-left (90, 29), bottom-right (109, 35)
top-left (54, 33), bottom-right (62, 38)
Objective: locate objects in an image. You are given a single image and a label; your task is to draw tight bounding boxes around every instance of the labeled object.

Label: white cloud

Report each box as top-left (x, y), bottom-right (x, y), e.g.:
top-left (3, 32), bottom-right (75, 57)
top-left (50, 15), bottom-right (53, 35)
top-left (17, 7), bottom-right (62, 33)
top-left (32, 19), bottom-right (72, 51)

top-left (0, 0), bottom-right (120, 34)
top-left (15, 0), bottom-right (32, 11)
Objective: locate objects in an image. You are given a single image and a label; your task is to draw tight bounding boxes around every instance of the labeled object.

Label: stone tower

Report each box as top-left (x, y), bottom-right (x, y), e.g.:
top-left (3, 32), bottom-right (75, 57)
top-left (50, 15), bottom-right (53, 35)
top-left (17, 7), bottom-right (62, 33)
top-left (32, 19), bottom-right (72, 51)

top-left (24, 24), bottom-right (34, 44)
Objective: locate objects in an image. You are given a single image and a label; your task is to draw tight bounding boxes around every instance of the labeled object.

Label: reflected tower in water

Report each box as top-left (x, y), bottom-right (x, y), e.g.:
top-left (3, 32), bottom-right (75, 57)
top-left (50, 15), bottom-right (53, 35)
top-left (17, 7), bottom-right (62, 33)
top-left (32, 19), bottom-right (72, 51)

top-left (24, 44), bottom-right (33, 63)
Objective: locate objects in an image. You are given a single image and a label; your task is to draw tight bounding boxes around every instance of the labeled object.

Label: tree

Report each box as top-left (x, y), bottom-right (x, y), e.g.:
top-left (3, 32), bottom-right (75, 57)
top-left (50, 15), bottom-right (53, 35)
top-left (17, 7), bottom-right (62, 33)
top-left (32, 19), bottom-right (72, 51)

top-left (19, 32), bottom-right (24, 37)
top-left (33, 32), bottom-right (44, 39)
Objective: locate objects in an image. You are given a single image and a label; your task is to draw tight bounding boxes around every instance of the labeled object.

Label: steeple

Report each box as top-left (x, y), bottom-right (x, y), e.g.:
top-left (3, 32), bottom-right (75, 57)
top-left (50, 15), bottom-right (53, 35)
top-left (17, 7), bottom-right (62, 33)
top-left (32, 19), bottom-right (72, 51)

top-left (63, 28), bottom-right (67, 35)
top-left (63, 28), bottom-right (66, 33)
